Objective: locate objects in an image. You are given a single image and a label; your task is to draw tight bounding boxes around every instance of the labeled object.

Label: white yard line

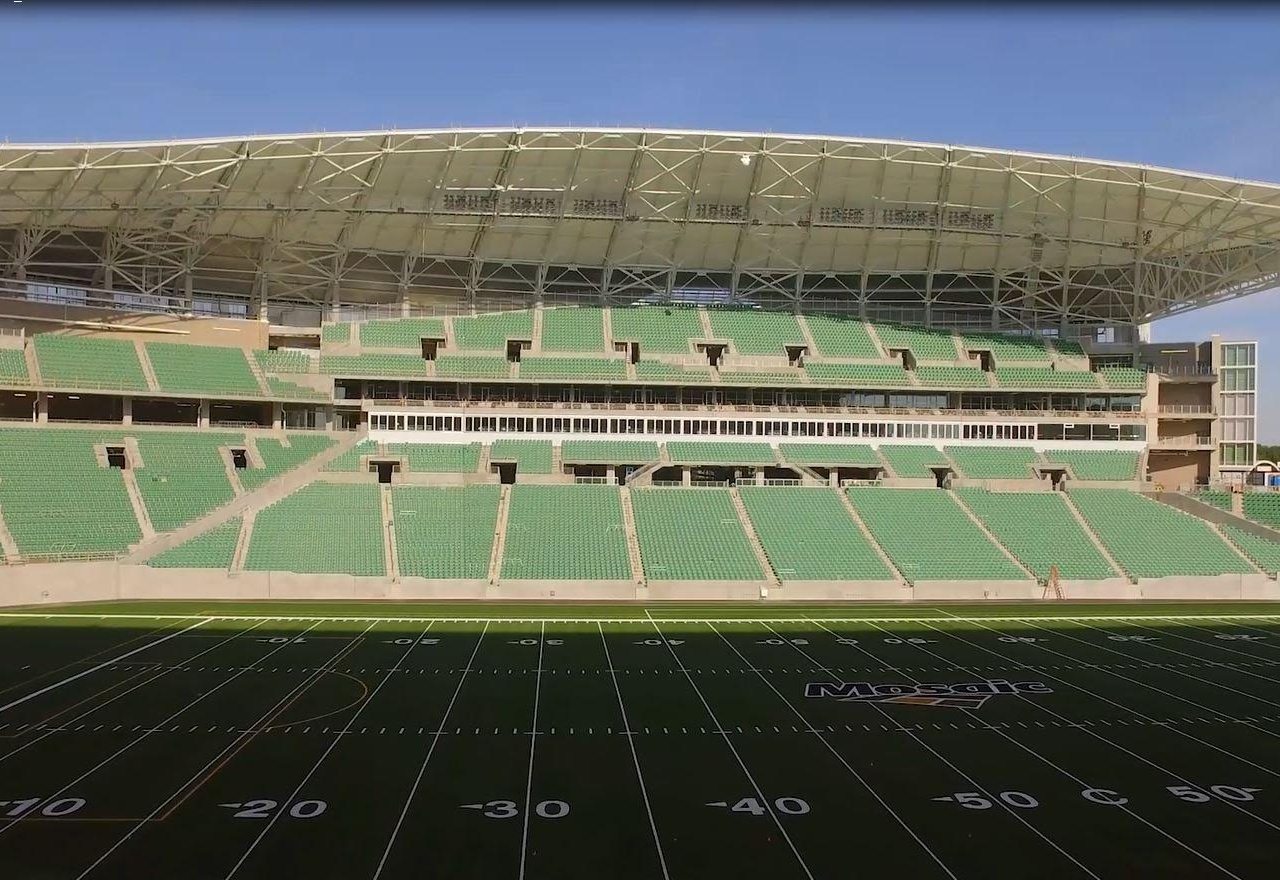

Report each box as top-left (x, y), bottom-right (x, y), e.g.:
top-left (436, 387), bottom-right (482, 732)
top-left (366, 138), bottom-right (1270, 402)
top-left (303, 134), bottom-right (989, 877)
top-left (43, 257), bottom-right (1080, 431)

top-left (0, 618), bottom-right (208, 716)
top-left (518, 621), bottom-right (546, 880)
top-left (597, 621), bottom-right (671, 880)
top-left (706, 622), bottom-right (966, 879)
top-left (906, 618), bottom-right (1280, 839)
top-left (759, 620), bottom-right (1098, 878)
top-left (647, 618), bottom-right (817, 880)
top-left (223, 621), bottom-right (419, 880)
top-left (371, 622), bottom-right (489, 880)
top-left (74, 620), bottom-right (350, 880)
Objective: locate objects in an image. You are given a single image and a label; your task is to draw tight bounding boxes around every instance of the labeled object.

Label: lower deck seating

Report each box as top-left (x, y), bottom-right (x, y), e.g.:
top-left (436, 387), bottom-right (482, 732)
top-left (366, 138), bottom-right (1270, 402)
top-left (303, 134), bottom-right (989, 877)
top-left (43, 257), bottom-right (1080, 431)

top-left (386, 443), bottom-right (480, 473)
top-left (877, 445), bottom-right (949, 479)
top-left (779, 443), bottom-right (882, 468)
top-left (1243, 494), bottom-right (1280, 529)
top-left (34, 335), bottom-right (149, 391)
top-left (392, 486), bottom-right (499, 580)
top-left (245, 483), bottom-right (384, 576)
top-left (846, 488), bottom-right (1026, 582)
top-left (0, 348), bottom-right (30, 383)
top-left (630, 489), bottom-right (763, 581)
top-left (147, 519), bottom-right (242, 569)
top-left (0, 428), bottom-right (141, 556)
top-left (133, 433), bottom-right (237, 531)
top-left (1042, 450), bottom-right (1140, 481)
top-left (1220, 525), bottom-right (1280, 575)
top-left (561, 440), bottom-right (659, 464)
top-left (489, 440), bottom-right (553, 474)
top-left (1068, 489), bottom-right (1253, 578)
top-left (945, 445), bottom-right (1040, 479)
top-left (665, 442), bottom-right (774, 465)
top-left (501, 486), bottom-right (632, 580)
top-left (239, 435), bottom-right (336, 490)
top-left (956, 489), bottom-right (1116, 580)
top-left (739, 487), bottom-right (892, 581)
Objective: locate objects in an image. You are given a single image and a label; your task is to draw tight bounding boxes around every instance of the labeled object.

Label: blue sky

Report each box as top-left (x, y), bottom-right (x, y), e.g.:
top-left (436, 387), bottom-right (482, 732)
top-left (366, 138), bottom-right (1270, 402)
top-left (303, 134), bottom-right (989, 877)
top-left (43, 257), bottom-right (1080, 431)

top-left (2, 5), bottom-right (1278, 435)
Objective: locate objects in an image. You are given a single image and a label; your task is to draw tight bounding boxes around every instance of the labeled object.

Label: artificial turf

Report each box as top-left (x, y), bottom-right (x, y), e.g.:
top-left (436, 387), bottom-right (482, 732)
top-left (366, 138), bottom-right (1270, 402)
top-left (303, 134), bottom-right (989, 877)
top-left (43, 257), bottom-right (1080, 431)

top-left (1, 601), bottom-right (1280, 878)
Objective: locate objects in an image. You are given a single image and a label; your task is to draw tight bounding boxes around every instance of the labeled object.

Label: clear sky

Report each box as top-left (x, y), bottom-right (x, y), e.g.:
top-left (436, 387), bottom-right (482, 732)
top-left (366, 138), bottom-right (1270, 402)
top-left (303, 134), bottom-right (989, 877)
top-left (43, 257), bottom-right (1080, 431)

top-left (2, 4), bottom-right (1278, 435)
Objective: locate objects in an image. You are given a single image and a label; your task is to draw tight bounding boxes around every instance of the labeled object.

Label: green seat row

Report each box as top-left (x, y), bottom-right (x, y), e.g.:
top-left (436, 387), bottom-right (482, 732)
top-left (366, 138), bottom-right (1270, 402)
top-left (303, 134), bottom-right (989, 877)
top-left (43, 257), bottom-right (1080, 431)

top-left (319, 354), bottom-right (428, 377)
top-left (1243, 494), bottom-right (1280, 529)
top-left (956, 489), bottom-right (1115, 580)
top-left (1100, 367), bottom-right (1146, 390)
top-left (385, 443), bottom-right (480, 473)
top-left (720, 370), bottom-right (805, 384)
top-left (254, 349), bottom-right (313, 374)
top-left (541, 307), bottom-right (605, 352)
top-left (846, 488), bottom-right (1026, 582)
top-left (321, 323), bottom-right (353, 344)
top-left (519, 357), bottom-right (627, 382)
top-left (945, 445), bottom-right (1040, 479)
top-left (267, 378), bottom-right (329, 401)
top-left (994, 366), bottom-right (1100, 390)
top-left (454, 311), bottom-right (533, 351)
top-left (706, 308), bottom-right (805, 355)
top-left (739, 487), bottom-right (892, 581)
top-left (33, 335), bottom-right (149, 391)
top-left (634, 361), bottom-right (713, 382)
top-left (611, 307), bottom-right (705, 354)
top-left (490, 440), bottom-right (553, 474)
top-left (1068, 489), bottom-right (1253, 578)
top-left (779, 443), bottom-right (882, 467)
top-left (434, 355), bottom-right (511, 380)
top-left (875, 325), bottom-right (959, 362)
top-left (878, 445), bottom-right (949, 479)
top-left (240, 435), bottom-right (336, 490)
top-left (665, 442), bottom-right (775, 465)
top-left (1220, 525), bottom-right (1280, 575)
top-left (147, 519), bottom-right (242, 569)
top-left (245, 483), bottom-right (384, 576)
top-left (916, 365), bottom-right (988, 388)
top-left (960, 332), bottom-right (1052, 362)
top-left (501, 486), bottom-right (632, 580)
top-left (560, 440), bottom-right (660, 464)
top-left (359, 318), bottom-right (444, 349)
top-left (133, 432), bottom-right (238, 531)
top-left (146, 342), bottom-right (260, 397)
top-left (802, 314), bottom-right (880, 359)
top-left (631, 489), bottom-right (764, 581)
top-left (392, 486), bottom-right (499, 580)
top-left (0, 348), bottom-right (31, 383)
top-left (805, 362), bottom-right (912, 387)
top-left (1042, 450), bottom-right (1140, 481)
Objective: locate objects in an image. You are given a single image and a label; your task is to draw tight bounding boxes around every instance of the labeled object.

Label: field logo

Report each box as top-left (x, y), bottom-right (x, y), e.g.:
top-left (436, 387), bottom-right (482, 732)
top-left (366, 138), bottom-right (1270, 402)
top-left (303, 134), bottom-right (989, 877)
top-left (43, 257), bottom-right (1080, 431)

top-left (805, 679), bottom-right (1052, 709)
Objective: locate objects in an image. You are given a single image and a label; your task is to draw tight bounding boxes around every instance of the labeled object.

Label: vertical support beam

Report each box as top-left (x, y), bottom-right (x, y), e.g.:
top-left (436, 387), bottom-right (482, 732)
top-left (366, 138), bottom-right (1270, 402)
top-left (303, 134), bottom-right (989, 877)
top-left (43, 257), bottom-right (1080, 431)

top-left (122, 397), bottom-right (133, 426)
top-left (36, 392), bottom-right (48, 424)
top-left (198, 400), bottom-right (210, 428)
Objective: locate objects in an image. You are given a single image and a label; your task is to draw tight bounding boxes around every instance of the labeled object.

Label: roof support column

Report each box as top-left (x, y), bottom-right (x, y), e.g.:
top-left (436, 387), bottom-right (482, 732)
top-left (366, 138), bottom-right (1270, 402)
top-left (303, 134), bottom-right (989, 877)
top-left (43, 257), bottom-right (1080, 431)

top-left (182, 271), bottom-right (194, 314)
top-left (12, 228), bottom-right (27, 282)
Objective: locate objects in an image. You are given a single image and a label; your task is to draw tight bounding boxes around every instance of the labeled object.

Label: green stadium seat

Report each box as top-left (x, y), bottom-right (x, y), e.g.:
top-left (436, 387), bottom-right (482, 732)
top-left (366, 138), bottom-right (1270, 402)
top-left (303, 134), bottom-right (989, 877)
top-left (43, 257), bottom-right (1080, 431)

top-left (916, 365), bottom-right (988, 388)
top-left (878, 445), bottom-right (949, 479)
top-left (560, 441), bottom-right (660, 464)
top-left (874, 325), bottom-right (959, 362)
top-left (489, 440), bottom-right (553, 474)
top-left (359, 318), bottom-right (444, 349)
top-left (803, 315), bottom-right (879, 359)
top-left (239, 435), bottom-right (336, 491)
top-left (779, 443), bottom-right (882, 468)
top-left (319, 354), bottom-right (428, 378)
top-left (994, 366), bottom-right (1100, 390)
top-left (611, 307), bottom-right (704, 354)
top-left (393, 486), bottom-right (499, 579)
top-left (0, 428), bottom-right (141, 556)
top-left (386, 443), bottom-right (480, 473)
top-left (1243, 494), bottom-right (1280, 529)
top-left (1068, 489), bottom-right (1253, 578)
top-left (956, 489), bottom-right (1115, 579)
top-left (254, 349), bottom-right (313, 374)
top-left (1220, 525), bottom-right (1280, 575)
top-left (739, 487), bottom-right (892, 581)
top-left (960, 332), bottom-right (1052, 362)
top-left (146, 343), bottom-right (261, 397)
top-left (148, 519), bottom-right (241, 569)
top-left (322, 441), bottom-right (376, 472)
top-left (631, 489), bottom-right (764, 580)
top-left (945, 446), bottom-right (1040, 479)
top-left (846, 488), bottom-right (1026, 582)
top-left (634, 361), bottom-right (713, 382)
top-left (719, 370), bottom-right (805, 384)
top-left (34, 335), bottom-right (148, 391)
top-left (267, 378), bottom-right (329, 401)
top-left (501, 486), bottom-right (632, 580)
top-left (434, 356), bottom-right (511, 380)
top-left (133, 433), bottom-right (238, 531)
top-left (665, 442), bottom-right (775, 465)
top-left (706, 309), bottom-right (805, 355)
top-left (321, 323), bottom-right (353, 344)
top-left (454, 311), bottom-right (533, 351)
top-left (541, 307), bottom-right (605, 353)
top-left (1042, 450), bottom-right (1140, 481)
top-left (1100, 367), bottom-right (1146, 390)
top-left (0, 348), bottom-right (31, 384)
top-left (245, 483), bottom-right (384, 577)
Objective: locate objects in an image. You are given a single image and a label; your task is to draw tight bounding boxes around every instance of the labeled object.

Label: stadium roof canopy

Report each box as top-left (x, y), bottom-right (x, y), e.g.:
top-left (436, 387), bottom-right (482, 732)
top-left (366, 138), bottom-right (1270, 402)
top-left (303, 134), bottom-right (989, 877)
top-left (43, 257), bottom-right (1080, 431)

top-left (0, 128), bottom-right (1278, 330)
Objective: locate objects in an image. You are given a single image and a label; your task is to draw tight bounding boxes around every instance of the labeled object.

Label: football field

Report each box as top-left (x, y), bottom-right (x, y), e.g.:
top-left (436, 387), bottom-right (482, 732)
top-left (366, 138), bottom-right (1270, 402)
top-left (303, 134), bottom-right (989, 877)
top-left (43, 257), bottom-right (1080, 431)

top-left (2, 601), bottom-right (1280, 878)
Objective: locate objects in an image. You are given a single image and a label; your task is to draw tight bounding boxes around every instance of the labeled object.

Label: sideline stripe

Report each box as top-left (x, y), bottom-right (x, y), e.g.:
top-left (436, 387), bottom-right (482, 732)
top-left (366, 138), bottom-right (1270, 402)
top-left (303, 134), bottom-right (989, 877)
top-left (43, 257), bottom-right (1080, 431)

top-left (3, 613), bottom-right (1280, 625)
top-left (0, 618), bottom-right (207, 716)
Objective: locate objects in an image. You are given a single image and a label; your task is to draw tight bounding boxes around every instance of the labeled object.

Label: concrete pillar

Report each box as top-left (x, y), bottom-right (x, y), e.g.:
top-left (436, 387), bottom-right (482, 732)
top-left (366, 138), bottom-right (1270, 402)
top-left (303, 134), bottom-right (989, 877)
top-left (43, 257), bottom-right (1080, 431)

top-left (271, 402), bottom-right (283, 430)
top-left (36, 392), bottom-right (48, 423)
top-left (122, 397), bottom-right (133, 426)
top-left (828, 471), bottom-right (838, 488)
top-left (756, 470), bottom-right (766, 486)
top-left (183, 272), bottom-right (194, 314)
top-left (198, 400), bottom-right (210, 428)
top-left (607, 465), bottom-right (617, 484)
top-left (681, 467), bottom-right (691, 487)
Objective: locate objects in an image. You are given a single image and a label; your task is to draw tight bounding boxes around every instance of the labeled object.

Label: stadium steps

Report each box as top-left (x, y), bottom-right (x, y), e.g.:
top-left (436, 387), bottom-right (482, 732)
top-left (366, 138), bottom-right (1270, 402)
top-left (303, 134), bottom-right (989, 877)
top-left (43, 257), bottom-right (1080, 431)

top-left (697, 309), bottom-right (715, 341)
top-left (949, 334), bottom-right (968, 361)
top-left (487, 484), bottom-right (512, 584)
top-left (243, 354), bottom-right (273, 397)
top-left (478, 443), bottom-right (491, 475)
top-left (380, 484), bottom-right (400, 581)
top-left (618, 487), bottom-right (646, 584)
top-left (22, 342), bottom-right (42, 386)
top-left (834, 490), bottom-right (906, 584)
top-left (132, 340), bottom-right (161, 393)
top-left (229, 509), bottom-right (256, 574)
top-left (119, 464), bottom-right (158, 541)
top-left (530, 307), bottom-right (544, 353)
top-left (1058, 492), bottom-right (1129, 580)
top-left (219, 447), bottom-right (246, 497)
top-left (947, 490), bottom-right (1037, 581)
top-left (872, 447), bottom-right (898, 479)
top-left (728, 488), bottom-right (781, 589)
top-left (794, 315), bottom-right (821, 359)
top-left (551, 443), bottom-right (564, 474)
top-left (1215, 524), bottom-right (1280, 577)
top-left (124, 430), bottom-right (364, 564)
top-left (859, 322), bottom-right (890, 359)
top-left (0, 507), bottom-right (21, 562)
top-left (442, 317), bottom-right (457, 350)
top-left (601, 308), bottom-right (614, 352)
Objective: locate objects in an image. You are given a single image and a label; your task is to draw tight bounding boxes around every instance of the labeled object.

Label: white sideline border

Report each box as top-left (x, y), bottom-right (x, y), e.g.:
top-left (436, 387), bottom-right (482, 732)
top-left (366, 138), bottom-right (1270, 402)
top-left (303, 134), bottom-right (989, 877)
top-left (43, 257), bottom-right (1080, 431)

top-left (3, 612), bottom-right (1280, 625)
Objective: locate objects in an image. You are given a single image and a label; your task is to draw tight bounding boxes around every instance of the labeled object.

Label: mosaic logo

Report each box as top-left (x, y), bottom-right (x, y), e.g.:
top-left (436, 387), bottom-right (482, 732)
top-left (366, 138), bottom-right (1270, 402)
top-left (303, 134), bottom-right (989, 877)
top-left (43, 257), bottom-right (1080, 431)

top-left (804, 679), bottom-right (1052, 709)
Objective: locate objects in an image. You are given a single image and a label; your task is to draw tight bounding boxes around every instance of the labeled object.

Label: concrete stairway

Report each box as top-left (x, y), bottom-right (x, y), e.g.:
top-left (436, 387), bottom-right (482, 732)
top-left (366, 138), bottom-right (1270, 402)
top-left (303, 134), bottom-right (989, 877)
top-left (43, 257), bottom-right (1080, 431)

top-left (1059, 492), bottom-right (1129, 580)
top-left (380, 484), bottom-right (400, 581)
top-left (947, 489), bottom-right (1037, 581)
top-left (487, 485), bottom-right (512, 584)
top-left (120, 467), bottom-right (158, 542)
top-left (229, 510), bottom-right (256, 574)
top-left (133, 340), bottom-right (161, 392)
top-left (22, 341), bottom-right (41, 386)
top-left (794, 314), bottom-right (820, 357)
top-left (617, 487), bottom-right (646, 585)
top-left (123, 431), bottom-right (364, 563)
top-left (834, 489), bottom-right (908, 586)
top-left (729, 487), bottom-right (780, 589)
top-left (244, 353), bottom-right (273, 396)
top-left (0, 507), bottom-right (22, 562)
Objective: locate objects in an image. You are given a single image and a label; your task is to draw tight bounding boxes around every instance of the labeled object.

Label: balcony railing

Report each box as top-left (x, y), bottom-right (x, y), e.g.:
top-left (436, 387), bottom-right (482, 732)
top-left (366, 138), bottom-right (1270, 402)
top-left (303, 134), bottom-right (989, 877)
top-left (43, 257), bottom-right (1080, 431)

top-left (1157, 405), bottom-right (1215, 415)
top-left (1153, 435), bottom-right (1214, 448)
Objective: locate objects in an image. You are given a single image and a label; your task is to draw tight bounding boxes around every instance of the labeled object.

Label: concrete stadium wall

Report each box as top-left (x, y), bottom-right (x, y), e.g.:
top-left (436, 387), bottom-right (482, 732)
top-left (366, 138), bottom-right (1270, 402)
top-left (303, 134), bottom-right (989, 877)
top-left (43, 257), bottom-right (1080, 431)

top-left (2, 564), bottom-right (1276, 608)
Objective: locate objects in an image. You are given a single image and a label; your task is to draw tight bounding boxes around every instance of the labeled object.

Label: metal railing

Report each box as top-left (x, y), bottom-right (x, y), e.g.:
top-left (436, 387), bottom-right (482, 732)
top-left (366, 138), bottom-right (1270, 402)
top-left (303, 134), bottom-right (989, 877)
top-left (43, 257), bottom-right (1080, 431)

top-left (1153, 435), bottom-right (1214, 448)
top-left (1157, 405), bottom-right (1214, 415)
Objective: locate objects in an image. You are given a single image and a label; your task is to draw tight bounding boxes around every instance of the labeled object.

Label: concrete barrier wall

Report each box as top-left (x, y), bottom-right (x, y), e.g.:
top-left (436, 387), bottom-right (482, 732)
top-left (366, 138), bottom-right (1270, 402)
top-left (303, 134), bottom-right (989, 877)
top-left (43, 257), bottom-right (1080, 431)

top-left (2, 564), bottom-right (1275, 607)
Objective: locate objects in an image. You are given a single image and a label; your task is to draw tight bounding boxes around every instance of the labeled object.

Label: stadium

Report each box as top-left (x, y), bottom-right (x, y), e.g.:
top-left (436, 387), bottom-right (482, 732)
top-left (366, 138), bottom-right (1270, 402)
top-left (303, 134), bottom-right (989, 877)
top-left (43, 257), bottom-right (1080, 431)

top-left (3, 128), bottom-right (1280, 878)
